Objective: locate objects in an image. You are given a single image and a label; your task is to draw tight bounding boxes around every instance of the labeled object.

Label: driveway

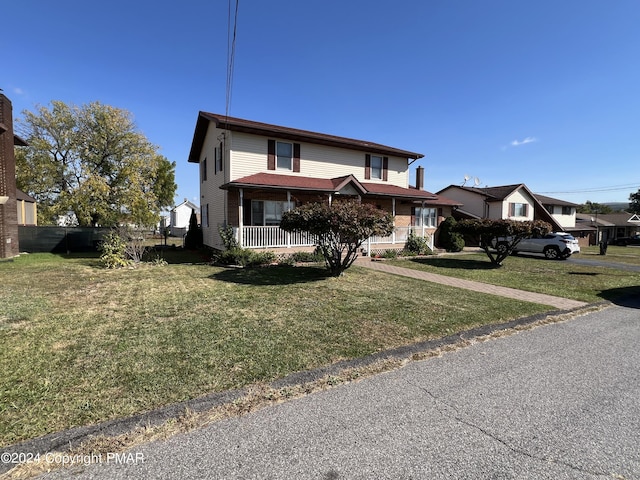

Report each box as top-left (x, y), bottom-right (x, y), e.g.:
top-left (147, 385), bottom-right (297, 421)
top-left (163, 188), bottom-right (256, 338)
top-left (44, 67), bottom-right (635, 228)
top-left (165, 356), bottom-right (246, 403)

top-left (38, 304), bottom-right (640, 480)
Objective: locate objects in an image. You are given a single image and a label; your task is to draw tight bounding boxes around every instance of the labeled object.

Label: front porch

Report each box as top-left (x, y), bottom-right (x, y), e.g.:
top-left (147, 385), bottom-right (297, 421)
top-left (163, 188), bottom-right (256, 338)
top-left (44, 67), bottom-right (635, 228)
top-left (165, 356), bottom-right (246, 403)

top-left (234, 225), bottom-right (434, 253)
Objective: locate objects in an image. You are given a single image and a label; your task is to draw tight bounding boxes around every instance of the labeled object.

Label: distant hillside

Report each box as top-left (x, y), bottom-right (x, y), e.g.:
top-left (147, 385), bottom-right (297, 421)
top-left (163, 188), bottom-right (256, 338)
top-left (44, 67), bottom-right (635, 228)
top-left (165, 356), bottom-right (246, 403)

top-left (603, 202), bottom-right (630, 212)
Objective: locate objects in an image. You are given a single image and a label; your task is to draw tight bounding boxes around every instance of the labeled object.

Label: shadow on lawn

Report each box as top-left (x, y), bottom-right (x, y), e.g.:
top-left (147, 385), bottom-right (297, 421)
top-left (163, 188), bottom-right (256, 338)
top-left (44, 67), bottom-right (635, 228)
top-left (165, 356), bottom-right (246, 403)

top-left (145, 247), bottom-right (211, 264)
top-left (210, 265), bottom-right (331, 285)
top-left (409, 256), bottom-right (496, 270)
top-left (209, 265), bottom-right (330, 285)
top-left (598, 286), bottom-right (640, 309)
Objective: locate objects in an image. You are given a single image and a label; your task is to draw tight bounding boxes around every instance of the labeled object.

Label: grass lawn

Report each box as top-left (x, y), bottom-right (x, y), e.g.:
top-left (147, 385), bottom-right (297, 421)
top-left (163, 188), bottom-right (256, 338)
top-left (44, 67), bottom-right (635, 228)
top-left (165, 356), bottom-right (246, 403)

top-left (388, 250), bottom-right (640, 303)
top-left (0, 252), bottom-right (550, 446)
top-left (579, 245), bottom-right (640, 266)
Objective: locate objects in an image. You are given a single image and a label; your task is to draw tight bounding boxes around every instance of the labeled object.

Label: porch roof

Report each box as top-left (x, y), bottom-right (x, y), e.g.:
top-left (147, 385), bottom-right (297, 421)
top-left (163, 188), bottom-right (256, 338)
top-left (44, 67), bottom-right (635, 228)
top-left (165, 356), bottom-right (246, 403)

top-left (221, 173), bottom-right (461, 204)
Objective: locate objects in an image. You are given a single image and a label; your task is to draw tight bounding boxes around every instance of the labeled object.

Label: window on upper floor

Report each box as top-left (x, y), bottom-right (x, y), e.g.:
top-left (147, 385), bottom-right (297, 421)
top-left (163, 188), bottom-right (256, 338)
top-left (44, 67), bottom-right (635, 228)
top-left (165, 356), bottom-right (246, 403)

top-left (201, 157), bottom-right (207, 182)
top-left (277, 141), bottom-right (293, 170)
top-left (215, 143), bottom-right (223, 174)
top-left (562, 206), bottom-right (572, 215)
top-left (509, 202), bottom-right (528, 217)
top-left (365, 154), bottom-right (388, 181)
top-left (268, 140), bottom-right (300, 172)
top-left (370, 155), bottom-right (383, 179)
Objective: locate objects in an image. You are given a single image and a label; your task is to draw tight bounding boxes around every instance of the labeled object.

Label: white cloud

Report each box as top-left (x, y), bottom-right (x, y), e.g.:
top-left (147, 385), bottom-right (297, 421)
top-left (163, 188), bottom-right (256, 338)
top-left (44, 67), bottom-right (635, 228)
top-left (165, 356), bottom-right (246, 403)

top-left (12, 87), bottom-right (25, 95)
top-left (510, 136), bottom-right (537, 147)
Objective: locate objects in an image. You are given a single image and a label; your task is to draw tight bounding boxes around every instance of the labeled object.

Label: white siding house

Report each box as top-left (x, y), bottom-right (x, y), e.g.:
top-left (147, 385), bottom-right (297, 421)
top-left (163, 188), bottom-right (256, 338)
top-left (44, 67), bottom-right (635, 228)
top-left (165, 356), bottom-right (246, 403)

top-left (169, 199), bottom-right (200, 237)
top-left (436, 184), bottom-right (577, 232)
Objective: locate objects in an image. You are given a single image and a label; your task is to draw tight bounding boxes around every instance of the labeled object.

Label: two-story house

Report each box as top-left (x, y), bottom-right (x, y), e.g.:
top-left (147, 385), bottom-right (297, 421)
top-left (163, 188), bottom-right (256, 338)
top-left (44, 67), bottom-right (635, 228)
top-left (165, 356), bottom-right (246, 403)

top-left (188, 112), bottom-right (461, 252)
top-left (169, 198), bottom-right (200, 237)
top-left (437, 184), bottom-right (577, 233)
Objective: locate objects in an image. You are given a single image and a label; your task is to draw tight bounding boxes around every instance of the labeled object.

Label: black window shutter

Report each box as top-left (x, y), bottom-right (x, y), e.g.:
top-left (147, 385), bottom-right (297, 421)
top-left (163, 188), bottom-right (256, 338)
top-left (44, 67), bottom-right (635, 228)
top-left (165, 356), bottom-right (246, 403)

top-left (382, 157), bottom-right (388, 181)
top-left (267, 140), bottom-right (276, 170)
top-left (219, 141), bottom-right (224, 172)
top-left (365, 154), bottom-right (371, 180)
top-left (293, 143), bottom-right (300, 172)
top-left (411, 206), bottom-right (416, 226)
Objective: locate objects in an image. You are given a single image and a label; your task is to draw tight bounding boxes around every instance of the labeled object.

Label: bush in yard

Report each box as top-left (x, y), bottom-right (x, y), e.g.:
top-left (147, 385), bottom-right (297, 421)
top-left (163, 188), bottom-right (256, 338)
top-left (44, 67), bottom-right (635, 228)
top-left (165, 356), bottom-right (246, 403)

top-left (438, 216), bottom-right (465, 252)
top-left (218, 224), bottom-right (239, 250)
top-left (99, 230), bottom-right (128, 268)
top-left (404, 231), bottom-right (432, 255)
top-left (98, 227), bottom-right (149, 268)
top-left (247, 251), bottom-right (277, 267)
top-left (217, 248), bottom-right (276, 267)
top-left (290, 251), bottom-right (324, 263)
top-left (454, 218), bottom-right (551, 267)
top-left (280, 200), bottom-right (394, 276)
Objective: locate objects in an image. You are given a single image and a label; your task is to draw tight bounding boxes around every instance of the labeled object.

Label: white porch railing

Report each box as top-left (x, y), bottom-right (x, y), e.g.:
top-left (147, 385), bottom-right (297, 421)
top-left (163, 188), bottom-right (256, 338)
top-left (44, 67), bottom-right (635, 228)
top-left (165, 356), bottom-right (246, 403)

top-left (240, 226), bottom-right (317, 248)
top-left (366, 226), bottom-right (434, 253)
top-left (236, 225), bottom-right (433, 251)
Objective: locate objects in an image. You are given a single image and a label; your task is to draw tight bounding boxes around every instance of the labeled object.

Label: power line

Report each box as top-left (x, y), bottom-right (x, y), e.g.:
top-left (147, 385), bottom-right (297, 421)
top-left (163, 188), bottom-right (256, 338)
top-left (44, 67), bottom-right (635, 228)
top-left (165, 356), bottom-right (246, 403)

top-left (538, 183), bottom-right (640, 195)
top-left (225, 0), bottom-right (239, 119)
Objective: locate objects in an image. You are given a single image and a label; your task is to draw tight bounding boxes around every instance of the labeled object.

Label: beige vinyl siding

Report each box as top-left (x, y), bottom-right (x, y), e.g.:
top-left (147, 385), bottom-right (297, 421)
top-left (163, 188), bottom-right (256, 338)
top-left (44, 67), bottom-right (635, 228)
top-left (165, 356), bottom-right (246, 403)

top-left (229, 132), bottom-right (409, 187)
top-left (503, 191), bottom-right (535, 220)
top-left (440, 188), bottom-right (486, 218)
top-left (199, 125), bottom-right (229, 248)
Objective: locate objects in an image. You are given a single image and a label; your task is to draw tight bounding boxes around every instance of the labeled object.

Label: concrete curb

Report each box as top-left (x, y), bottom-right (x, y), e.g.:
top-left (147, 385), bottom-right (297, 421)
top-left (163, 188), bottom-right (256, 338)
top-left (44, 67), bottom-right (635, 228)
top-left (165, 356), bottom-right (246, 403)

top-left (0, 302), bottom-right (605, 475)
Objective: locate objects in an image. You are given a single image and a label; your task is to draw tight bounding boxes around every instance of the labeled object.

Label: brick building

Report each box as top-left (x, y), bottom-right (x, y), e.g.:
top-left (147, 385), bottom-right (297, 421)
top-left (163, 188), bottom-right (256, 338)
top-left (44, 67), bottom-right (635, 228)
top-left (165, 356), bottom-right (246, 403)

top-left (0, 93), bottom-right (27, 258)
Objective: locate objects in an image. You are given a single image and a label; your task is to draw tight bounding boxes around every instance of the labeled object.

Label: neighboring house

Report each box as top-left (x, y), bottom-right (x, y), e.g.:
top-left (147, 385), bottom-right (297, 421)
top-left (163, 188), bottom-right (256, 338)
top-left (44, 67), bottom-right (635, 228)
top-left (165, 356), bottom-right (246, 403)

top-left (169, 199), bottom-right (200, 237)
top-left (187, 112), bottom-right (461, 252)
top-left (16, 188), bottom-right (37, 225)
top-left (533, 194), bottom-right (578, 231)
top-left (438, 183), bottom-right (564, 229)
top-left (576, 212), bottom-right (640, 245)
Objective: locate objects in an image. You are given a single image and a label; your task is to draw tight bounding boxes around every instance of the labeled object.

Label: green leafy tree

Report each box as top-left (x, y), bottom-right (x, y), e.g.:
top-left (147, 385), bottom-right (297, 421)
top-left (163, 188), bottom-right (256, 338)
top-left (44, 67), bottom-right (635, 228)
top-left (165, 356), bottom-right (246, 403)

top-left (454, 219), bottom-right (551, 267)
top-left (280, 200), bottom-right (394, 276)
top-left (629, 189), bottom-right (640, 214)
top-left (15, 100), bottom-right (176, 226)
top-left (576, 201), bottom-right (613, 215)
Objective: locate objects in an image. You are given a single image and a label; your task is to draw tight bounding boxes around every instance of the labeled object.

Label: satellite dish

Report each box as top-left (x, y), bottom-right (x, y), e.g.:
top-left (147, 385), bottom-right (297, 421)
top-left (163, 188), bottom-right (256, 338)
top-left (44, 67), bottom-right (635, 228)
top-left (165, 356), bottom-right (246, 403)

top-left (462, 174), bottom-right (470, 186)
top-left (474, 177), bottom-right (481, 186)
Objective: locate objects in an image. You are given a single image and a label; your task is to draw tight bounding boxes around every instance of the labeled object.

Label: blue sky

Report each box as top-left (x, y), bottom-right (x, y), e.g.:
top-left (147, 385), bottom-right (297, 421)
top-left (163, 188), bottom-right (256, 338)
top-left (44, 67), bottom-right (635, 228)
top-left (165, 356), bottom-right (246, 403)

top-left (3, 0), bottom-right (639, 206)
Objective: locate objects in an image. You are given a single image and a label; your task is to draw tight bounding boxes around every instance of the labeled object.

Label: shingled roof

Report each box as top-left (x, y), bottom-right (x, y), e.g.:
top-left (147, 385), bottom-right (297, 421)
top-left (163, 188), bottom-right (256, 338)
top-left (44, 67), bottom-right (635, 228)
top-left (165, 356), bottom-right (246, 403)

top-left (221, 172), bottom-right (461, 204)
top-left (188, 112), bottom-right (424, 163)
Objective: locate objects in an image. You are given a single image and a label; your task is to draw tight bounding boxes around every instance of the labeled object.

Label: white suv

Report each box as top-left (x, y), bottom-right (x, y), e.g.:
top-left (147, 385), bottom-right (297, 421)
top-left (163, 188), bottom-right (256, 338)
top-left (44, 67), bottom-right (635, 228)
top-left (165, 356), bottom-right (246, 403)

top-left (496, 232), bottom-right (580, 260)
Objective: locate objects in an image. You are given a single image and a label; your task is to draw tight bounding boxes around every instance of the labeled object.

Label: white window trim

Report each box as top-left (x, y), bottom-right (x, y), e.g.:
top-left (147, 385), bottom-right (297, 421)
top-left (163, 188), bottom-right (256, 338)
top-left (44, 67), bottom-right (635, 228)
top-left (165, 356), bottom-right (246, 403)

top-left (370, 155), bottom-right (383, 180)
top-left (276, 141), bottom-right (293, 171)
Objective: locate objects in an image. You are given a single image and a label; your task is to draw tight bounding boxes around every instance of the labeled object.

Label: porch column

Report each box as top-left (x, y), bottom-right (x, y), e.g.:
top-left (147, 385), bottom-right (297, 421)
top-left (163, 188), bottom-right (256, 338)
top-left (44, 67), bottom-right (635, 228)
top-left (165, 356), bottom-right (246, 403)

top-left (328, 194), bottom-right (332, 206)
top-left (238, 188), bottom-right (244, 247)
top-left (392, 198), bottom-right (396, 244)
top-left (286, 191), bottom-right (291, 248)
top-left (421, 201), bottom-right (426, 239)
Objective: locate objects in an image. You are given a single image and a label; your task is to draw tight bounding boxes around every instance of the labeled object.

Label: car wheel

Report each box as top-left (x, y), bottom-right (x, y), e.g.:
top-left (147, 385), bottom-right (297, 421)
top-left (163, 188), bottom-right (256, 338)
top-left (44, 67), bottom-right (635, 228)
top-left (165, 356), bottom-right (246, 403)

top-left (544, 246), bottom-right (561, 259)
top-left (496, 242), bottom-right (509, 255)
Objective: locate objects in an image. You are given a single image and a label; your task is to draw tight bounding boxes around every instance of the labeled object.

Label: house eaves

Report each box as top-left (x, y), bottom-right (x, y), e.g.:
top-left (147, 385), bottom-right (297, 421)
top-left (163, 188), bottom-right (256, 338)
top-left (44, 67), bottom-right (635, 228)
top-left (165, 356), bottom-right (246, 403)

top-left (188, 112), bottom-right (424, 163)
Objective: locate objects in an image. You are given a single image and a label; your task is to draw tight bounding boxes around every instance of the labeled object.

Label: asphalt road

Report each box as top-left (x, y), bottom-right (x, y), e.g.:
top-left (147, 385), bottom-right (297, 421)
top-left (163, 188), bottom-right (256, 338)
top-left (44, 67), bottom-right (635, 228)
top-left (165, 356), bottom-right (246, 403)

top-left (39, 304), bottom-right (640, 480)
